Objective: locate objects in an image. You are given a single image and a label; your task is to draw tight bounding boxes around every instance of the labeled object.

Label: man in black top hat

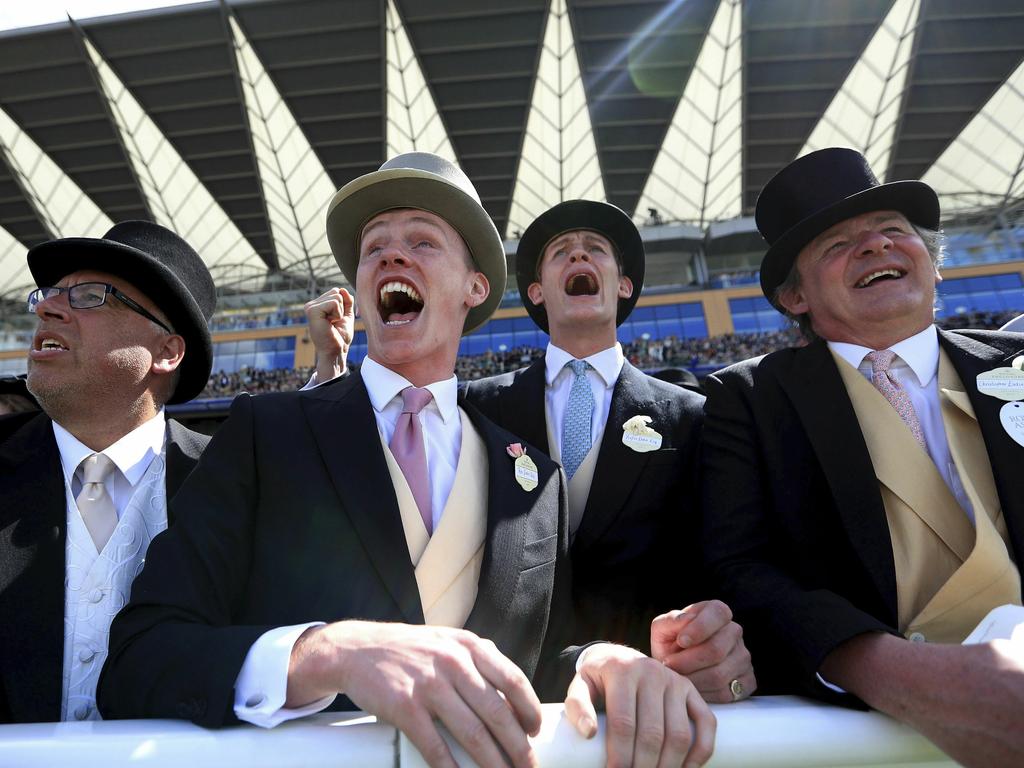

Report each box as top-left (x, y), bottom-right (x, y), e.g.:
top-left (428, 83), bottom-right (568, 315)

top-left (701, 147), bottom-right (1024, 765)
top-left (101, 156), bottom-right (716, 768)
top-left (0, 221), bottom-right (216, 723)
top-left (307, 200), bottom-right (756, 707)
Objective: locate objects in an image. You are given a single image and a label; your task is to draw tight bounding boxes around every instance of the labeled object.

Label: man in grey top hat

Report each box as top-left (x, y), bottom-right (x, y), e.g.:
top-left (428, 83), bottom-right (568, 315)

top-left (700, 147), bottom-right (1024, 766)
top-left (101, 154), bottom-right (716, 768)
top-left (0, 221), bottom-right (216, 723)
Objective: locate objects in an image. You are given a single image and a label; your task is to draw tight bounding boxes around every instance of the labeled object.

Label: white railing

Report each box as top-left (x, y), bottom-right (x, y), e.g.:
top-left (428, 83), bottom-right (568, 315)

top-left (0, 696), bottom-right (954, 767)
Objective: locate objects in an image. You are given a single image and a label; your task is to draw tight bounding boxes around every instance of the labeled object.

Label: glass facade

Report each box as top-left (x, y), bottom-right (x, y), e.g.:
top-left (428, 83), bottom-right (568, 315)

top-left (728, 295), bottom-right (789, 333)
top-left (936, 273), bottom-right (1024, 316)
top-left (211, 336), bottom-right (296, 374)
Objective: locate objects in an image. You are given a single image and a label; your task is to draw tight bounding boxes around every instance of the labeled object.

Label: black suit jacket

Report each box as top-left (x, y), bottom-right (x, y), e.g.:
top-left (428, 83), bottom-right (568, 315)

top-left (98, 371), bottom-right (572, 726)
top-left (465, 358), bottom-right (706, 652)
top-left (0, 411), bottom-right (208, 724)
top-left (700, 329), bottom-right (1024, 701)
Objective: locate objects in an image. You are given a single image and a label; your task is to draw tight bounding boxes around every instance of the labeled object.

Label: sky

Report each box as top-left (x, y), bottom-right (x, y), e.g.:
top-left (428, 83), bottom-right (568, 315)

top-left (0, 0), bottom-right (204, 32)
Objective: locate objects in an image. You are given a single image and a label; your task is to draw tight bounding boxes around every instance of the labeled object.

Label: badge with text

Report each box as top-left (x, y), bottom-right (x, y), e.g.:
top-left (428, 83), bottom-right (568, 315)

top-left (506, 443), bottom-right (538, 492)
top-left (621, 415), bottom-right (663, 453)
top-left (1000, 402), bottom-right (1024, 448)
top-left (976, 367), bottom-right (1024, 401)
top-left (1013, 356), bottom-right (1024, 372)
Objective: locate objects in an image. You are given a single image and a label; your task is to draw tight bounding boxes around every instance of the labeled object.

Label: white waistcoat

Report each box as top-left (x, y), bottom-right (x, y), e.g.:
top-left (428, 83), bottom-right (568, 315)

top-left (61, 453), bottom-right (168, 721)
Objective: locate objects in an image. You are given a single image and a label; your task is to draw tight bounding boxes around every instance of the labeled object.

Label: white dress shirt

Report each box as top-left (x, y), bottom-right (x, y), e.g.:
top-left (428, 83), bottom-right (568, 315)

top-left (53, 411), bottom-right (166, 518)
top-left (543, 342), bottom-right (624, 459)
top-left (233, 357), bottom-right (464, 727)
top-left (830, 324), bottom-right (973, 520)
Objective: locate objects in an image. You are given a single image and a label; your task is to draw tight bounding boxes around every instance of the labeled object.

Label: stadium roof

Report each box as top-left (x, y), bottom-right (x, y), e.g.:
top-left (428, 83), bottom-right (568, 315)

top-left (1, 0), bottom-right (1023, 302)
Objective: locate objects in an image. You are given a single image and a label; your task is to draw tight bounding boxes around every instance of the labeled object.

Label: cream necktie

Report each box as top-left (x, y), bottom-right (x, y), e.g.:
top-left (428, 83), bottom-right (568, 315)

top-left (76, 453), bottom-right (118, 551)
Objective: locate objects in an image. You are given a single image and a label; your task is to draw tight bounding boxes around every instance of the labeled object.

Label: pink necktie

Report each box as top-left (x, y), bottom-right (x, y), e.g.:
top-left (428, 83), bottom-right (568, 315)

top-left (866, 350), bottom-right (927, 449)
top-left (390, 387), bottom-right (434, 534)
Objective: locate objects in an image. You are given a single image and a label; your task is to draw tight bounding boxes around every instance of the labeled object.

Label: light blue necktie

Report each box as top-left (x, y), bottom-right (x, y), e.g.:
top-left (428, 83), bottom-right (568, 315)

top-left (561, 359), bottom-right (595, 479)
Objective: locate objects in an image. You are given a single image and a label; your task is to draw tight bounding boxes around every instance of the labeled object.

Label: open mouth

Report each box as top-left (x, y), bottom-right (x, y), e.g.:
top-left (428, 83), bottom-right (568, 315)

top-left (35, 335), bottom-right (69, 352)
top-left (565, 272), bottom-right (598, 296)
top-left (855, 268), bottom-right (906, 288)
top-left (378, 280), bottom-right (424, 325)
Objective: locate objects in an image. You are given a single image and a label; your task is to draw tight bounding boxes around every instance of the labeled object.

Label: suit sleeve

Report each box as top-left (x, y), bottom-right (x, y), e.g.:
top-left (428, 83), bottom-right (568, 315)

top-left (98, 394), bottom-right (276, 726)
top-left (700, 371), bottom-right (892, 703)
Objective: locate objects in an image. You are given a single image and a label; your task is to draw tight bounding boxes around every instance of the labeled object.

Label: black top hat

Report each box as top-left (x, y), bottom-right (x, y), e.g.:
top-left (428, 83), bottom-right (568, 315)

top-left (326, 152), bottom-right (506, 334)
top-left (756, 147), bottom-right (940, 310)
top-left (515, 200), bottom-right (645, 333)
top-left (27, 221), bottom-right (216, 404)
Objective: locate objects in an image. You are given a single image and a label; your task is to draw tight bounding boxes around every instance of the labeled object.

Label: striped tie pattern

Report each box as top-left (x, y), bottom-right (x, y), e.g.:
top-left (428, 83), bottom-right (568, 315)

top-left (561, 360), bottom-right (595, 479)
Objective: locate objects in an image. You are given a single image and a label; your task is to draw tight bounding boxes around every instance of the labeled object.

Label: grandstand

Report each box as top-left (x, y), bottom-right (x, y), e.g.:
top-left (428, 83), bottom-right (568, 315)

top-left (1, 0), bottom-right (1022, 401)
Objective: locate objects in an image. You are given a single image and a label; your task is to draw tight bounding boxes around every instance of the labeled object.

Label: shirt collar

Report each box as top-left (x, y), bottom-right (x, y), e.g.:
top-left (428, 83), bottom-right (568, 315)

top-left (828, 325), bottom-right (939, 387)
top-left (52, 410), bottom-right (167, 488)
top-left (544, 342), bottom-right (624, 388)
top-left (361, 355), bottom-right (459, 424)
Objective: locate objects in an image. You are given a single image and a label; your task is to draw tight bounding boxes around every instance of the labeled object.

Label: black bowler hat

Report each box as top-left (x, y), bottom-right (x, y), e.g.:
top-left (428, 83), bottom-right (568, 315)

top-left (756, 147), bottom-right (940, 310)
top-left (27, 221), bottom-right (216, 404)
top-left (515, 200), bottom-right (645, 333)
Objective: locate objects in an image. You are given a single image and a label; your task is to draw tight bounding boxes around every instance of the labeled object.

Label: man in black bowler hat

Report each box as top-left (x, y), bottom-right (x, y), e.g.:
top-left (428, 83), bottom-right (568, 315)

top-left (700, 147), bottom-right (1024, 766)
top-left (0, 221), bottom-right (216, 723)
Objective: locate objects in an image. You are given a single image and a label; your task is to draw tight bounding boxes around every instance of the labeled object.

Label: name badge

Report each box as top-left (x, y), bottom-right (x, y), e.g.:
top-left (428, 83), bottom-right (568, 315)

top-left (976, 368), bottom-right (1024, 402)
top-left (506, 443), bottom-right (538, 492)
top-left (622, 415), bottom-right (663, 453)
top-left (1000, 402), bottom-right (1024, 448)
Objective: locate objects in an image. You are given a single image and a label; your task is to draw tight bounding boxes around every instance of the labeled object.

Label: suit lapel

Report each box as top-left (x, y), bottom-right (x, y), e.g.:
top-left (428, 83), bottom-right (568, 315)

top-left (164, 419), bottom-right (208, 523)
top-left (577, 363), bottom-right (661, 548)
top-left (0, 413), bottom-right (66, 722)
top-left (500, 359), bottom-right (549, 453)
top-left (939, 330), bottom-right (1024, 562)
top-left (462, 402), bottom-right (530, 637)
top-left (301, 373), bottom-right (424, 624)
top-left (778, 341), bottom-right (898, 622)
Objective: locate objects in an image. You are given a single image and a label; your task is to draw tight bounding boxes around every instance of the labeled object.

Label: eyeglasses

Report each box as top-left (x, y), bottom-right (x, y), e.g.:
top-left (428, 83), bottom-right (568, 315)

top-left (27, 282), bottom-right (174, 334)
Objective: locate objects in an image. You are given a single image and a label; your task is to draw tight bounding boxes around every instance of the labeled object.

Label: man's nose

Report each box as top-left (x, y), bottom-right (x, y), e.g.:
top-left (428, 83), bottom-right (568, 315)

top-left (34, 291), bottom-right (71, 321)
top-left (858, 230), bottom-right (893, 257)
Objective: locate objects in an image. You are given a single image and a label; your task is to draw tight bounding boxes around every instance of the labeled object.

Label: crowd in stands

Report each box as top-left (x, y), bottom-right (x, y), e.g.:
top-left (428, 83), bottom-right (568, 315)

top-left (209, 307), bottom-right (307, 331)
top-left (196, 308), bottom-right (1021, 400)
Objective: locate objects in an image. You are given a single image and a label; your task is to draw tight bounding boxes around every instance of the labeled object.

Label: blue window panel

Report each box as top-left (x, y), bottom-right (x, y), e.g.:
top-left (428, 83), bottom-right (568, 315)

top-left (682, 317), bottom-right (708, 338)
top-left (993, 273), bottom-right (1022, 289)
top-left (214, 341), bottom-right (237, 356)
top-left (488, 318), bottom-right (514, 333)
top-left (513, 329), bottom-right (541, 347)
top-left (758, 312), bottom-right (789, 332)
top-left (732, 315), bottom-right (757, 333)
top-left (464, 335), bottom-right (491, 355)
top-left (728, 297), bottom-right (753, 314)
top-left (680, 302), bottom-right (703, 318)
top-left (653, 304), bottom-right (679, 320)
top-left (253, 351), bottom-right (276, 370)
top-left (512, 317), bottom-right (537, 331)
top-left (349, 345), bottom-right (368, 365)
top-left (631, 306), bottom-right (657, 321)
top-left (656, 318), bottom-right (683, 338)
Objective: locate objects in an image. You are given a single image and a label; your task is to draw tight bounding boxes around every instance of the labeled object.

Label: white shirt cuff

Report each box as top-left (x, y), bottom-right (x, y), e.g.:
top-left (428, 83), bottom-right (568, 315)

top-left (233, 622), bottom-right (335, 728)
top-left (815, 672), bottom-right (846, 694)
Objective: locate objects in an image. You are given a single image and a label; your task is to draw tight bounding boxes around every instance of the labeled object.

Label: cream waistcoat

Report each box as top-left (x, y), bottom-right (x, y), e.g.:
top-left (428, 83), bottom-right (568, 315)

top-left (380, 407), bottom-right (487, 627)
top-left (833, 349), bottom-right (1020, 643)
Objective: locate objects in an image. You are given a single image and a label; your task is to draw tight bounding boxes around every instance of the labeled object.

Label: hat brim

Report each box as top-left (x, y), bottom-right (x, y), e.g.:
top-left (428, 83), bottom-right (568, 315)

top-left (326, 168), bottom-right (507, 334)
top-left (760, 180), bottom-right (940, 310)
top-left (515, 200), bottom-right (645, 334)
top-left (27, 238), bottom-right (213, 404)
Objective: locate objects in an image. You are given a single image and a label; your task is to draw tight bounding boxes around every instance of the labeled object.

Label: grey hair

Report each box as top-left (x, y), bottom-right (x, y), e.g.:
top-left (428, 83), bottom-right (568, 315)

top-left (771, 224), bottom-right (945, 342)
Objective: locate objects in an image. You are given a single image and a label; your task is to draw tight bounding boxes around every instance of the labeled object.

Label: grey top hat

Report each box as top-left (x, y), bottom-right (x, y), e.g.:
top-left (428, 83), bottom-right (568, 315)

top-left (325, 152), bottom-right (507, 334)
top-left (27, 221), bottom-right (216, 404)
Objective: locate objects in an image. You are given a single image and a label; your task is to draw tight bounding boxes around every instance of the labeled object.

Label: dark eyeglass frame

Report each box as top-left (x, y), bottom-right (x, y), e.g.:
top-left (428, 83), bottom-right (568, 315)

top-left (27, 282), bottom-right (174, 334)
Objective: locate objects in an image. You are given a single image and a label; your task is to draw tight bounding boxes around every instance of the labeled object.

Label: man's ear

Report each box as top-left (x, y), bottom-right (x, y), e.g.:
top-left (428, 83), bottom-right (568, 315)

top-left (151, 334), bottom-right (186, 376)
top-left (777, 284), bottom-right (808, 316)
top-left (465, 271), bottom-right (490, 309)
top-left (526, 281), bottom-right (544, 306)
top-left (617, 276), bottom-right (633, 300)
